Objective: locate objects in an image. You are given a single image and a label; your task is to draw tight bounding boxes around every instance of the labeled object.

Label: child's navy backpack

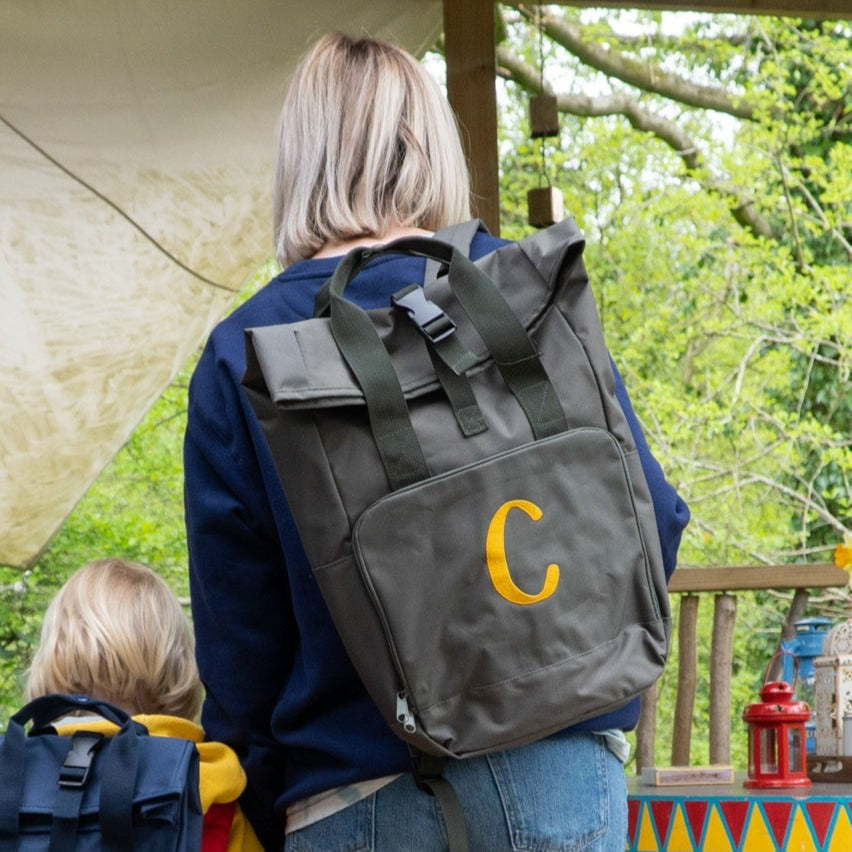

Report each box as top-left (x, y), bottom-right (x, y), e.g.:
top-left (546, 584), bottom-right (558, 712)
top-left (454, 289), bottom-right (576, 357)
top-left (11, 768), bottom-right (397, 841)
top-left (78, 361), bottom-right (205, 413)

top-left (0, 694), bottom-right (203, 850)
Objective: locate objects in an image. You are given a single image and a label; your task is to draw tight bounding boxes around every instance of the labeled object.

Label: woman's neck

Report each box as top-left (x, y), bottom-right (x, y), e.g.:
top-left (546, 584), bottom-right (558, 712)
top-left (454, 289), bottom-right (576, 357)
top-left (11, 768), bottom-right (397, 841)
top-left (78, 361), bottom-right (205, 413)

top-left (312, 226), bottom-right (433, 259)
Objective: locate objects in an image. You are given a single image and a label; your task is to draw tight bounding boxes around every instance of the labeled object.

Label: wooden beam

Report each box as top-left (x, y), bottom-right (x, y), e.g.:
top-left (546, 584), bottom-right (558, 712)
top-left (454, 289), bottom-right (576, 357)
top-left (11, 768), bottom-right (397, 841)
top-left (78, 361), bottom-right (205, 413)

top-left (669, 562), bottom-right (849, 593)
top-left (534, 1), bottom-right (852, 19)
top-left (443, 0), bottom-right (501, 235)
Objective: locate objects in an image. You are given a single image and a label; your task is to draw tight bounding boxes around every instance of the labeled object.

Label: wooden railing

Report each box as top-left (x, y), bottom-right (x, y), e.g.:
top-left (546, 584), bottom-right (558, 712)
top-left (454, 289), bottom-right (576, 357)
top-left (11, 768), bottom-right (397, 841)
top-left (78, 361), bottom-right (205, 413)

top-left (635, 562), bottom-right (849, 773)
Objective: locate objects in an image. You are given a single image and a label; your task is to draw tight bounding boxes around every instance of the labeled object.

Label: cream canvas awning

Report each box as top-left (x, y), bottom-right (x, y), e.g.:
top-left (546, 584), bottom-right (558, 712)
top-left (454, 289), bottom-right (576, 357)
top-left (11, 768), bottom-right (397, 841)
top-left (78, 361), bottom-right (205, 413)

top-left (1, 0), bottom-right (442, 567)
top-left (3, 0), bottom-right (847, 568)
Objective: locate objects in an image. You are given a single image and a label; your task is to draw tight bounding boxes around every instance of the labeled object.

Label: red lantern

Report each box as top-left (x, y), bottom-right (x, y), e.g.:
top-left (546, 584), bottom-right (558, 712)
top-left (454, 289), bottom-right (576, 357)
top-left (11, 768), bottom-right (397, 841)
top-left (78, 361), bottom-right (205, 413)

top-left (743, 657), bottom-right (811, 789)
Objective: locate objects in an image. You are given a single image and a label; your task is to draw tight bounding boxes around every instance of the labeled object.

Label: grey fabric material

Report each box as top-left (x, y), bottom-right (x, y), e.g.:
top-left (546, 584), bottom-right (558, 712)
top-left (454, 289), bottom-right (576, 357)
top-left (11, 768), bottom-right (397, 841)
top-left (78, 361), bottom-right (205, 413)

top-left (242, 217), bottom-right (670, 759)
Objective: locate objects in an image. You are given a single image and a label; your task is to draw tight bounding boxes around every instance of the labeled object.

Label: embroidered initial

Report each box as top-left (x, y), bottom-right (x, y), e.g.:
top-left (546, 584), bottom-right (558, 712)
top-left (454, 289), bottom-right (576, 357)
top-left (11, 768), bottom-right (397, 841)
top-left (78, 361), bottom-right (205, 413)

top-left (485, 499), bottom-right (560, 605)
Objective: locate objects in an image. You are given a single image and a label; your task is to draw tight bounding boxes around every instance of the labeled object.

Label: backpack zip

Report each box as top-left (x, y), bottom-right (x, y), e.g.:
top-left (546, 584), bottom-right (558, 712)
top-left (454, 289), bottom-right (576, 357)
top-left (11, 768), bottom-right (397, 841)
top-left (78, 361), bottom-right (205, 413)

top-left (396, 691), bottom-right (416, 733)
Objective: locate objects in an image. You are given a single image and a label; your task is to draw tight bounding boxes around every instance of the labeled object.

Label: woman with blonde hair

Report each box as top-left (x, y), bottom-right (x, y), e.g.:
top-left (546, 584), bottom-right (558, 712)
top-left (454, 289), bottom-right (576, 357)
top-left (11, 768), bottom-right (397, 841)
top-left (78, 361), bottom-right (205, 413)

top-left (185, 31), bottom-right (688, 851)
top-left (26, 558), bottom-right (262, 852)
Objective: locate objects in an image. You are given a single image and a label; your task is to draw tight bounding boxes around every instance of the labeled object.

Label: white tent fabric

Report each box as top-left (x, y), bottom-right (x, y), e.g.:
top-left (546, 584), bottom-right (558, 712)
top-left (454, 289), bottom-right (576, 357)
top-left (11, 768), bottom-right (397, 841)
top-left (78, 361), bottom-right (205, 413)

top-left (0, 0), bottom-right (442, 567)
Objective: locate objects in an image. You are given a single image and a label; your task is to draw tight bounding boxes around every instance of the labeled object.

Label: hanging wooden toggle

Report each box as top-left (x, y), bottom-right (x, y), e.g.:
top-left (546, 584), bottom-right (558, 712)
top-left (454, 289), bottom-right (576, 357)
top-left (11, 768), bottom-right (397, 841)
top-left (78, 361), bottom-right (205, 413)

top-left (527, 185), bottom-right (564, 228)
top-left (529, 95), bottom-right (560, 139)
top-left (527, 99), bottom-right (564, 227)
top-left (527, 11), bottom-right (564, 229)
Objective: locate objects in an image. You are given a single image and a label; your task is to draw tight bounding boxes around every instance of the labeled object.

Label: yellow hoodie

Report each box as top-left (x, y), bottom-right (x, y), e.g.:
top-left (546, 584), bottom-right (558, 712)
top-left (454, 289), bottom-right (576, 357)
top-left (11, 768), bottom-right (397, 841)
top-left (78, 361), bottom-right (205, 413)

top-left (58, 714), bottom-right (262, 852)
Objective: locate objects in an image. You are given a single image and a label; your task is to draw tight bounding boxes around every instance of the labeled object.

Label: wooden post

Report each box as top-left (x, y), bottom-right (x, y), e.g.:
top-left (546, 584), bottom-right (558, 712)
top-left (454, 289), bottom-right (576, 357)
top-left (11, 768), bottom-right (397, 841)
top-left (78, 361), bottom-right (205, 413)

top-left (635, 683), bottom-right (657, 774)
top-left (442, 0), bottom-right (500, 235)
top-left (767, 587), bottom-right (810, 681)
top-left (671, 594), bottom-right (699, 766)
top-left (710, 593), bottom-right (737, 765)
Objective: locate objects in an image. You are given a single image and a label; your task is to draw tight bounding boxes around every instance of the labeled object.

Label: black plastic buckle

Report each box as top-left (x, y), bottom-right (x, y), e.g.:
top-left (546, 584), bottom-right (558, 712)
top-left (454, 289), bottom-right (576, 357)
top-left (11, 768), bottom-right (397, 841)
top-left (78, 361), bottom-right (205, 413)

top-left (392, 285), bottom-right (456, 343)
top-left (58, 731), bottom-right (104, 788)
top-left (409, 749), bottom-right (447, 795)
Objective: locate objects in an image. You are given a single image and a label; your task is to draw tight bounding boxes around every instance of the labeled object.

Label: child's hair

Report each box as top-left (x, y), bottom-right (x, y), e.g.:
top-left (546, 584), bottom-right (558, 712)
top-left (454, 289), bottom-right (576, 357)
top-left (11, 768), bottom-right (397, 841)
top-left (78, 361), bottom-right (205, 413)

top-left (26, 558), bottom-right (203, 720)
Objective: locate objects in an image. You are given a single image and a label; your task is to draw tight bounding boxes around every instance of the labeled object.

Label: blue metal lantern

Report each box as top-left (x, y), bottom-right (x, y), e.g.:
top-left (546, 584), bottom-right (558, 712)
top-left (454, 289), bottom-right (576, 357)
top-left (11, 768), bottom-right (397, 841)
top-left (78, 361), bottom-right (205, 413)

top-left (781, 617), bottom-right (833, 754)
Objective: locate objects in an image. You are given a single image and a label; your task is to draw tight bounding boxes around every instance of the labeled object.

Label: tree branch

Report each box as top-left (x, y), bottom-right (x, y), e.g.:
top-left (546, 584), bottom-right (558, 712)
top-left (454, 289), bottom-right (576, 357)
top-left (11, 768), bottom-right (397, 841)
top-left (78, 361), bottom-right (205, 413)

top-left (513, 6), bottom-right (760, 121)
top-left (496, 46), bottom-right (777, 240)
top-left (781, 161), bottom-right (852, 260)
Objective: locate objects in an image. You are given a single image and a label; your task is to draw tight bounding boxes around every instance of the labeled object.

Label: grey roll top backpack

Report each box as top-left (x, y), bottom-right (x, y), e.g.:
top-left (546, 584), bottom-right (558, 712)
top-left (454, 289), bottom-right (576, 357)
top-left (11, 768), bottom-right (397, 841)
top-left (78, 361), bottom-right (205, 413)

top-left (242, 218), bottom-right (671, 848)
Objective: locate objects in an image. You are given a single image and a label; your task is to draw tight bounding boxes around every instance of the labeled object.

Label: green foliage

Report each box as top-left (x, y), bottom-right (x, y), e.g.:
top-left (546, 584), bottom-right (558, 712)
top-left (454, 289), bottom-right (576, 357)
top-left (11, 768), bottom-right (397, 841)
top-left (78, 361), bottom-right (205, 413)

top-left (0, 362), bottom-right (195, 724)
top-left (2, 12), bottom-right (848, 772)
top-left (0, 271), bottom-right (269, 727)
top-left (495, 7), bottom-right (850, 768)
top-left (498, 7), bottom-right (850, 569)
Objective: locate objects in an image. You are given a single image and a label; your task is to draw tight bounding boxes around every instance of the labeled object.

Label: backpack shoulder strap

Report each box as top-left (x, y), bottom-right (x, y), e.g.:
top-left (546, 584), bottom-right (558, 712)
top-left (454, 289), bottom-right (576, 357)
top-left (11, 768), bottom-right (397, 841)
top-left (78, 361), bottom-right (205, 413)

top-left (423, 219), bottom-right (488, 282)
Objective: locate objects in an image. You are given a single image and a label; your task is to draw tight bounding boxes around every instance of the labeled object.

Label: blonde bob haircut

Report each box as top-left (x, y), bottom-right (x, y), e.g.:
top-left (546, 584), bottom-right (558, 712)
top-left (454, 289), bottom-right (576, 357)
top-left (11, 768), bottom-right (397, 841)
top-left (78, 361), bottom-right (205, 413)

top-left (273, 31), bottom-right (472, 266)
top-left (26, 558), bottom-right (203, 721)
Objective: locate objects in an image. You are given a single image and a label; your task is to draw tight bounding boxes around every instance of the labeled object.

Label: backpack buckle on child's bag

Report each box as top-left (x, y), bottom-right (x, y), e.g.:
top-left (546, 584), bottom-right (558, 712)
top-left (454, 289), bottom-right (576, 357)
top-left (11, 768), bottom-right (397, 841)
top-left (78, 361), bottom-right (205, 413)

top-left (392, 285), bottom-right (456, 343)
top-left (58, 731), bottom-right (105, 788)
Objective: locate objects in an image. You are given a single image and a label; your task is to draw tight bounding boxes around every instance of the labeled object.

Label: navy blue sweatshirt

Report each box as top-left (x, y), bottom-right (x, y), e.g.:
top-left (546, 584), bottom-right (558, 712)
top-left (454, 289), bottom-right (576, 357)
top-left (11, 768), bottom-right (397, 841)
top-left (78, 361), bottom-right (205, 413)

top-left (184, 231), bottom-right (690, 846)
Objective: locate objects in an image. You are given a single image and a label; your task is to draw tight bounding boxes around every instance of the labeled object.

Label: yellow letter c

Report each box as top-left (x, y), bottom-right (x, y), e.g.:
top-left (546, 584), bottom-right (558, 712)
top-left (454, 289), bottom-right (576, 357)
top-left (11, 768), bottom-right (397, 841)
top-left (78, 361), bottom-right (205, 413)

top-left (485, 499), bottom-right (560, 605)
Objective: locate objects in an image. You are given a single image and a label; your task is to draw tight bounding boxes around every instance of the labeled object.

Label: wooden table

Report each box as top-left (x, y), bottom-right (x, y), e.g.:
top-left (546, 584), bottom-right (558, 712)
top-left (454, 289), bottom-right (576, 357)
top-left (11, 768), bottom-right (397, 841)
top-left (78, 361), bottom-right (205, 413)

top-left (626, 774), bottom-right (852, 851)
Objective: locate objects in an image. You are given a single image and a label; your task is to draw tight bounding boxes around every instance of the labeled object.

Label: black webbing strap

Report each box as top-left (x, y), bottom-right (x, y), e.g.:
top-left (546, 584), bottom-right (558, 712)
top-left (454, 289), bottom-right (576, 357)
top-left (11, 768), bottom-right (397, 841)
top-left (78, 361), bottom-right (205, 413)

top-left (99, 727), bottom-right (139, 851)
top-left (49, 732), bottom-right (105, 852)
top-left (427, 346), bottom-right (488, 437)
top-left (391, 284), bottom-right (486, 437)
top-left (406, 221), bottom-right (488, 437)
top-left (48, 787), bottom-right (85, 852)
top-left (411, 753), bottom-right (469, 852)
top-left (438, 254), bottom-right (567, 440)
top-left (0, 716), bottom-right (26, 850)
top-left (324, 235), bottom-right (567, 486)
top-left (422, 219), bottom-right (483, 284)
top-left (329, 291), bottom-right (430, 489)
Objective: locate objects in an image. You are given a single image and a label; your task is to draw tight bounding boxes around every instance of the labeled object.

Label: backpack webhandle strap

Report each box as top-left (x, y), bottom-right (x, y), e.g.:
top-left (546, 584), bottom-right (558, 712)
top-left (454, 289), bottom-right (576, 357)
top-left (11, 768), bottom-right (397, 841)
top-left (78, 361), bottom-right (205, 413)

top-left (331, 238), bottom-right (567, 440)
top-left (0, 716), bottom-right (26, 849)
top-left (0, 695), bottom-right (140, 851)
top-left (329, 290), bottom-right (431, 488)
top-left (326, 239), bottom-right (568, 488)
top-left (313, 220), bottom-right (485, 319)
top-left (15, 694), bottom-right (132, 732)
top-left (412, 752), bottom-right (469, 852)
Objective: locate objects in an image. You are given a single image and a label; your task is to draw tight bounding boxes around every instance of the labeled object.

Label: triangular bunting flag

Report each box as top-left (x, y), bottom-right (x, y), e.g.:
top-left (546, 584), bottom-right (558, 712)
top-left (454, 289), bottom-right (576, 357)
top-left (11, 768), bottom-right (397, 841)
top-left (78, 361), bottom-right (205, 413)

top-left (684, 800), bottom-right (709, 844)
top-left (761, 800), bottom-right (793, 848)
top-left (637, 802), bottom-right (660, 852)
top-left (786, 805), bottom-right (818, 852)
top-left (804, 800), bottom-right (836, 848)
top-left (741, 805), bottom-right (779, 852)
top-left (703, 805), bottom-right (734, 852)
top-left (719, 800), bottom-right (751, 847)
top-left (650, 801), bottom-right (674, 846)
top-left (628, 798), bottom-right (640, 845)
top-left (666, 804), bottom-right (695, 852)
top-left (828, 804), bottom-right (852, 849)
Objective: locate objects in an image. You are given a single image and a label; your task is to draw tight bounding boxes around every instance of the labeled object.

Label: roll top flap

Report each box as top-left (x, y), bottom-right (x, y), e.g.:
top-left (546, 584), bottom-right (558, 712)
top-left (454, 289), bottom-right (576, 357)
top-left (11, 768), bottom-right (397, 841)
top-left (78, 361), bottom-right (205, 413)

top-left (244, 218), bottom-right (587, 409)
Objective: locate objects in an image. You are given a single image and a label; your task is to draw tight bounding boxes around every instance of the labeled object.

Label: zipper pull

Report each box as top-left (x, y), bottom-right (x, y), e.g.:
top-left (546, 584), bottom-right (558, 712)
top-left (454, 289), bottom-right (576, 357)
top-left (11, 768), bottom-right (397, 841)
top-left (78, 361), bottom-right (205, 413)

top-left (396, 691), bottom-right (416, 733)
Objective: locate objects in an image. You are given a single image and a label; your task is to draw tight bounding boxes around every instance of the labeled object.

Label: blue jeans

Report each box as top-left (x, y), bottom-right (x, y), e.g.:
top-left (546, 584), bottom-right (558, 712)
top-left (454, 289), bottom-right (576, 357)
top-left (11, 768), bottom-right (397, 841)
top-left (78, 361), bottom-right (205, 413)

top-left (284, 733), bottom-right (627, 851)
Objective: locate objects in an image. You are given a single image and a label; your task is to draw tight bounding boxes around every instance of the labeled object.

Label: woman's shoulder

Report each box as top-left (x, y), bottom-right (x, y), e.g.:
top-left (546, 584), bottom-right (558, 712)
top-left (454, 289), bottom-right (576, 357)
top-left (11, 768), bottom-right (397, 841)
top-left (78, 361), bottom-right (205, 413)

top-left (200, 264), bottom-right (327, 365)
top-left (470, 228), bottom-right (511, 259)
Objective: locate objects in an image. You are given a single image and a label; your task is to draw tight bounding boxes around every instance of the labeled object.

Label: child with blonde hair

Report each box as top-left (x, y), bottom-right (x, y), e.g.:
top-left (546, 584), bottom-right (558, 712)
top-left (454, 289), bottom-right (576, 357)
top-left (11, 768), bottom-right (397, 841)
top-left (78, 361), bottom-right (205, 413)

top-left (26, 557), bottom-right (261, 852)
